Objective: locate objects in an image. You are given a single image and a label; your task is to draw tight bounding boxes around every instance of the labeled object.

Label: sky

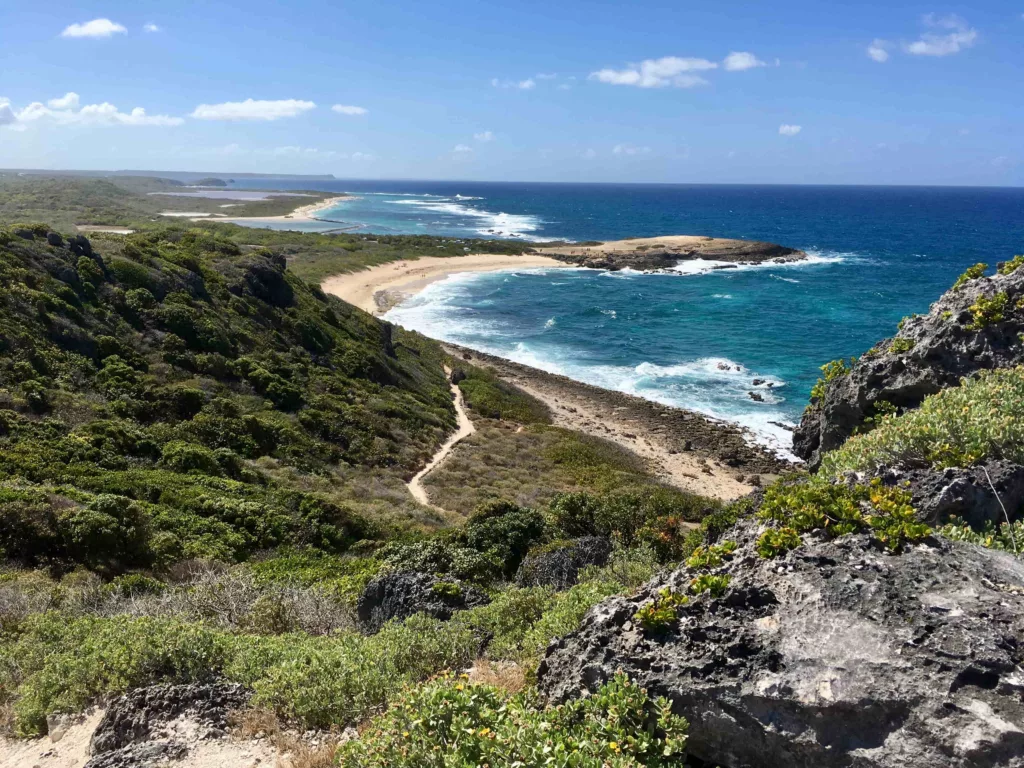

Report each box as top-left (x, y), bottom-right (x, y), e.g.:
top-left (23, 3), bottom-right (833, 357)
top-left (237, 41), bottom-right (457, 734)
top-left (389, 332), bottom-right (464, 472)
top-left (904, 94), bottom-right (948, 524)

top-left (1, 1), bottom-right (1022, 185)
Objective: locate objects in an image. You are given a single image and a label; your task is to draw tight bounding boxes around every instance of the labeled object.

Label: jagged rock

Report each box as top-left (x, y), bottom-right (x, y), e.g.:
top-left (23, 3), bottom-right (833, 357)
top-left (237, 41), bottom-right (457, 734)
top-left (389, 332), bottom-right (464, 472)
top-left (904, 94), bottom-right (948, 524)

top-left (89, 682), bottom-right (250, 756)
top-left (874, 459), bottom-right (1024, 528)
top-left (794, 264), bottom-right (1024, 468)
top-left (515, 537), bottom-right (613, 590)
top-left (538, 520), bottom-right (1024, 768)
top-left (13, 228), bottom-right (34, 240)
top-left (85, 741), bottom-right (189, 768)
top-left (356, 570), bottom-right (490, 633)
top-left (69, 234), bottom-right (93, 257)
top-left (46, 232), bottom-right (64, 247)
top-left (240, 257), bottom-right (294, 307)
top-left (749, 391), bottom-right (764, 402)
top-left (450, 368), bottom-right (467, 385)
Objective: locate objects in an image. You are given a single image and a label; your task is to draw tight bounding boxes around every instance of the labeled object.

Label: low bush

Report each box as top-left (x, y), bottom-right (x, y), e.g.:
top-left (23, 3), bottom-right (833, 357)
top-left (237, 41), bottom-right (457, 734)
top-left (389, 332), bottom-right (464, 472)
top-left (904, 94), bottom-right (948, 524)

top-left (966, 292), bottom-right (1009, 330)
top-left (952, 262), bottom-right (987, 290)
top-left (634, 587), bottom-right (688, 633)
top-left (689, 573), bottom-right (731, 598)
top-left (336, 672), bottom-right (688, 768)
top-left (940, 518), bottom-right (1023, 555)
top-left (455, 367), bottom-right (550, 424)
top-left (821, 367), bottom-right (1024, 475)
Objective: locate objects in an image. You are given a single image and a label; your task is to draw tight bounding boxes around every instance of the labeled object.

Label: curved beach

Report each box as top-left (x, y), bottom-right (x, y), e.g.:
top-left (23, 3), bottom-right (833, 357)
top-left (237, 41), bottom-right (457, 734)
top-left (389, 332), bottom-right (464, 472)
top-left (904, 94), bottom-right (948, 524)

top-left (321, 252), bottom-right (568, 315)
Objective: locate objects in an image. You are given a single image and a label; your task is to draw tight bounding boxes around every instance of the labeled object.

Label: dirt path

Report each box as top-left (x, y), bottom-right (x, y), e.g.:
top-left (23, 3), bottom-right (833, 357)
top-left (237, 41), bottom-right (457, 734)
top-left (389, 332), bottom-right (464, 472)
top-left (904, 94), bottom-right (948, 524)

top-left (408, 371), bottom-right (476, 508)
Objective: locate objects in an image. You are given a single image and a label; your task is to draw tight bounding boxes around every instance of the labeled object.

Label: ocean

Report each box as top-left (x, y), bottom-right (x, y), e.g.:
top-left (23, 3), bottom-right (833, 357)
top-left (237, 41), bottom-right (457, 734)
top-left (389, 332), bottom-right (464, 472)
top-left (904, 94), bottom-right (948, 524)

top-left (227, 179), bottom-right (1024, 456)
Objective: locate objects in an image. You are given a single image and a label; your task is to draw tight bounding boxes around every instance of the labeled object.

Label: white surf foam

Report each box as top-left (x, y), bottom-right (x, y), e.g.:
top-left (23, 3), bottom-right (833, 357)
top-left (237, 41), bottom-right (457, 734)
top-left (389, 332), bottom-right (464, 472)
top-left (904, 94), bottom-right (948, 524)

top-left (669, 251), bottom-right (849, 277)
top-left (385, 198), bottom-right (551, 241)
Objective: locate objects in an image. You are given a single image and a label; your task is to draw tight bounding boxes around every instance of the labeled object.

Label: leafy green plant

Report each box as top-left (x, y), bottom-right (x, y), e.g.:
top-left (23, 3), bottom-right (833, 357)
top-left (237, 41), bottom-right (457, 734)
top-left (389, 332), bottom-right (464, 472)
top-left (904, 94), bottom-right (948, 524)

top-left (755, 527), bottom-right (801, 558)
top-left (684, 540), bottom-right (737, 570)
top-left (966, 292), bottom-right (1009, 330)
top-left (633, 587), bottom-right (689, 632)
top-left (940, 517), bottom-right (1022, 555)
top-left (809, 358), bottom-right (853, 403)
top-left (689, 573), bottom-right (731, 598)
top-left (335, 672), bottom-right (688, 767)
top-left (952, 262), bottom-right (987, 289)
top-left (431, 580), bottom-right (463, 599)
top-left (888, 338), bottom-right (915, 354)
top-left (821, 367), bottom-right (1024, 474)
top-left (997, 255), bottom-right (1024, 276)
top-left (865, 480), bottom-right (930, 552)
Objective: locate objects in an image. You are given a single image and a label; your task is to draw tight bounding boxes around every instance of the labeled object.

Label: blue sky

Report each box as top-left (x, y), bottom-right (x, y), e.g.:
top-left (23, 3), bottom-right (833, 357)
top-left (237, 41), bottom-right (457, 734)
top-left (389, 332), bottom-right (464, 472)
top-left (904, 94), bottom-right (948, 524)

top-left (1, 1), bottom-right (1021, 185)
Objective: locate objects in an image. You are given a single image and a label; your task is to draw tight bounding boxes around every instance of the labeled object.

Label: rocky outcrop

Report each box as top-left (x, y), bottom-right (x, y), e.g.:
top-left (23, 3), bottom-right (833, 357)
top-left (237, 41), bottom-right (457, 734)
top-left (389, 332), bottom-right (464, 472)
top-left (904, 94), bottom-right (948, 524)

top-left (546, 237), bottom-right (805, 272)
top-left (85, 683), bottom-right (250, 768)
top-left (872, 459), bottom-right (1024, 528)
top-left (515, 536), bottom-right (613, 590)
top-left (794, 262), bottom-right (1024, 468)
top-left (356, 570), bottom-right (490, 633)
top-left (538, 520), bottom-right (1024, 768)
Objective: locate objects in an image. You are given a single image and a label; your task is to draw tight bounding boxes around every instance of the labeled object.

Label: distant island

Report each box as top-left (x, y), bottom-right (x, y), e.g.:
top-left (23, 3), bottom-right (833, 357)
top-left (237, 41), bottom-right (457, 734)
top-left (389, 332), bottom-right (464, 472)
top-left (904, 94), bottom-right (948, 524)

top-left (194, 177), bottom-right (228, 187)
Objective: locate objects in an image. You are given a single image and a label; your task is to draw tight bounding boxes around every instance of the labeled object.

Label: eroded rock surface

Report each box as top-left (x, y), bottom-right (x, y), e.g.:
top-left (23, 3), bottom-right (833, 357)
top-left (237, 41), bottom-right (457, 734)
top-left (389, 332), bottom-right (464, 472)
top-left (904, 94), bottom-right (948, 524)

top-left (538, 520), bottom-right (1024, 768)
top-left (794, 263), bottom-right (1024, 468)
top-left (515, 536), bottom-right (613, 590)
top-left (356, 569), bottom-right (489, 633)
top-left (544, 236), bottom-right (805, 272)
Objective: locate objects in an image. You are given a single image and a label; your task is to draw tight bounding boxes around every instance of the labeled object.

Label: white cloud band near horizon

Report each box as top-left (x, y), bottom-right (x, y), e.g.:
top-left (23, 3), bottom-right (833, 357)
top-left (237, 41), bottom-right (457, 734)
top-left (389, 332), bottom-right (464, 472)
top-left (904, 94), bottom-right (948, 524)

top-left (190, 99), bottom-right (316, 121)
top-left (723, 52), bottom-right (766, 71)
top-left (61, 19), bottom-right (127, 39)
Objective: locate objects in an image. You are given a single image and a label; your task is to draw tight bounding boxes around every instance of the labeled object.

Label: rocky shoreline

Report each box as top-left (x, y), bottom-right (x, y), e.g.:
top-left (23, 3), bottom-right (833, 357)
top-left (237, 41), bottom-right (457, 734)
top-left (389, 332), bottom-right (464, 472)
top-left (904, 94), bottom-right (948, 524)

top-left (538, 235), bottom-right (806, 272)
top-left (444, 342), bottom-right (793, 482)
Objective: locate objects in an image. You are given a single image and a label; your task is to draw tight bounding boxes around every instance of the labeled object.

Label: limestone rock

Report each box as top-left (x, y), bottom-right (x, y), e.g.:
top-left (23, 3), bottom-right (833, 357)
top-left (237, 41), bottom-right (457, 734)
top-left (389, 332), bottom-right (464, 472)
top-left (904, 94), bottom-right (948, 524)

top-left (356, 570), bottom-right (490, 634)
top-left (515, 536), bottom-right (613, 590)
top-left (538, 520), bottom-right (1024, 768)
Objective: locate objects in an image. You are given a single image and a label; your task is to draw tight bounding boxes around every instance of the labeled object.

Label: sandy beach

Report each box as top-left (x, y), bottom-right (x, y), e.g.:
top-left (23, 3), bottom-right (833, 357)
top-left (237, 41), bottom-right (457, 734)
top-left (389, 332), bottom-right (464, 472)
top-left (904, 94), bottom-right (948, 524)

top-left (321, 253), bottom-right (568, 315)
top-left (204, 195), bottom-right (355, 224)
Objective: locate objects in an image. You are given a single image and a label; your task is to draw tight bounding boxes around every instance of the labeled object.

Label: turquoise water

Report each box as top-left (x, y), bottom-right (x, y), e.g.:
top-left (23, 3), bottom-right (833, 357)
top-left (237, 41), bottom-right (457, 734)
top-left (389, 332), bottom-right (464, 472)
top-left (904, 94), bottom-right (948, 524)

top-left (229, 180), bottom-right (1024, 454)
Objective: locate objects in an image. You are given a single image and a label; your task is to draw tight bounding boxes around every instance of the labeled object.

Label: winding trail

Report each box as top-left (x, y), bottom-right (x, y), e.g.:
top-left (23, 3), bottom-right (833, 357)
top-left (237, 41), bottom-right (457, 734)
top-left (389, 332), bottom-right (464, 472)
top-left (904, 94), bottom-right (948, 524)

top-left (408, 370), bottom-right (475, 509)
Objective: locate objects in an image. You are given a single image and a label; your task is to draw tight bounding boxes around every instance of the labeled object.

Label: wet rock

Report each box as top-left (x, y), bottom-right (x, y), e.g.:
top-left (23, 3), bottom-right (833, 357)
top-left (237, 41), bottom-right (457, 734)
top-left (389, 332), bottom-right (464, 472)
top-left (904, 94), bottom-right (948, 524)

top-left (515, 537), bottom-right (613, 590)
top-left (752, 378), bottom-right (766, 386)
top-left (748, 391), bottom-right (765, 402)
top-left (356, 570), bottom-right (490, 634)
top-left (794, 265), bottom-right (1024, 468)
top-left (538, 520), bottom-right (1024, 768)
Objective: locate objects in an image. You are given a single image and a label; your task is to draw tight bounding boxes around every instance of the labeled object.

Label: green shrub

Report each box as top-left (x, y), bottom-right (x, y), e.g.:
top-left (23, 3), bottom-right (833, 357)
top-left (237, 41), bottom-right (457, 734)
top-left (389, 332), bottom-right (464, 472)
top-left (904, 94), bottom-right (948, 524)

top-left (59, 495), bottom-right (152, 571)
top-left (940, 518), bottom-right (1023, 555)
top-left (966, 292), bottom-right (1009, 330)
top-left (809, 358), bottom-right (853, 404)
top-left (633, 587), bottom-right (688, 632)
top-left (689, 573), bottom-right (731, 598)
top-left (998, 255), bottom-right (1024, 276)
top-left (456, 368), bottom-right (550, 424)
top-left (952, 262), bottom-right (987, 289)
top-left (821, 367), bottom-right (1024, 474)
top-left (888, 338), bottom-right (915, 354)
top-left (460, 501), bottom-right (546, 577)
top-left (755, 527), bottom-right (801, 558)
top-left (684, 540), bottom-right (736, 570)
top-left (159, 441), bottom-right (222, 476)
top-left (336, 672), bottom-right (688, 768)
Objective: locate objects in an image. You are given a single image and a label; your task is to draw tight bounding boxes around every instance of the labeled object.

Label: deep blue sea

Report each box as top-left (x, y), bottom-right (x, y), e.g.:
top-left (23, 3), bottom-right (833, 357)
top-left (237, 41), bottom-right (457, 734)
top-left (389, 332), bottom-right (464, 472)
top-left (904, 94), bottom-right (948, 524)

top-left (228, 179), bottom-right (1024, 456)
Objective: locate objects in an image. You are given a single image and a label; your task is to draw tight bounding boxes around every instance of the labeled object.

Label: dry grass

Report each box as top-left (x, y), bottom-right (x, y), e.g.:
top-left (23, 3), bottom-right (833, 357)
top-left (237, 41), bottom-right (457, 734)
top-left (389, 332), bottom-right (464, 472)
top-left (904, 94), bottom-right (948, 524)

top-left (231, 707), bottom-right (343, 768)
top-left (467, 659), bottom-right (528, 694)
top-left (422, 420), bottom-right (660, 513)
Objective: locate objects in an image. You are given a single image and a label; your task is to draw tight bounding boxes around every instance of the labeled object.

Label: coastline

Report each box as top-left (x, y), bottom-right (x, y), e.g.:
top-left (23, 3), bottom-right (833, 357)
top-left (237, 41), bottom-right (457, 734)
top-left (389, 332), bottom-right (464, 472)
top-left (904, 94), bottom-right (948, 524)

top-left (209, 194), bottom-right (355, 225)
top-left (443, 343), bottom-right (791, 500)
top-left (320, 253), bottom-right (569, 315)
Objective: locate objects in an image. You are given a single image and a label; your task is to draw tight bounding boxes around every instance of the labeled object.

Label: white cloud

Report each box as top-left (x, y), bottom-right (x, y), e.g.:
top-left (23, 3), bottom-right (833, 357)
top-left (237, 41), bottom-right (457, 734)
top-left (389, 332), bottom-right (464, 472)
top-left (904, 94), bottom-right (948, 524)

top-left (4, 97), bottom-right (183, 128)
top-left (61, 19), bottom-right (127, 39)
top-left (535, 73), bottom-right (558, 80)
top-left (47, 92), bottom-right (80, 110)
top-left (867, 39), bottom-right (891, 62)
top-left (779, 124), bottom-right (802, 136)
top-left (453, 144), bottom-right (473, 153)
top-left (581, 148), bottom-right (597, 159)
top-left (491, 78), bottom-right (536, 90)
top-left (331, 104), bottom-right (368, 115)
top-left (612, 144), bottom-right (652, 155)
top-left (190, 98), bottom-right (316, 121)
top-left (473, 130), bottom-right (495, 142)
top-left (143, 23), bottom-right (160, 33)
top-left (905, 14), bottom-right (977, 56)
top-left (590, 56), bottom-right (716, 88)
top-left (723, 52), bottom-right (765, 71)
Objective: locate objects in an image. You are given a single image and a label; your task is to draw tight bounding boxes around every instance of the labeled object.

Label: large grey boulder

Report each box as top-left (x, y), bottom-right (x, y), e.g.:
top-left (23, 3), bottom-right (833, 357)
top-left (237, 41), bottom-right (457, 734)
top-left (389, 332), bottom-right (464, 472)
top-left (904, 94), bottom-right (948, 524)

top-left (356, 569), bottom-right (489, 634)
top-left (794, 263), bottom-right (1024, 468)
top-left (538, 521), bottom-right (1024, 768)
top-left (515, 537), bottom-right (613, 590)
top-left (85, 682), bottom-right (249, 768)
